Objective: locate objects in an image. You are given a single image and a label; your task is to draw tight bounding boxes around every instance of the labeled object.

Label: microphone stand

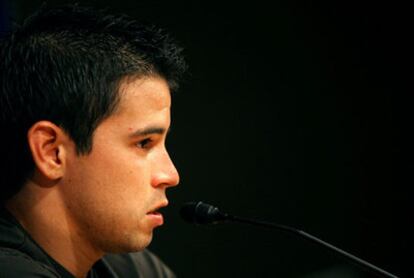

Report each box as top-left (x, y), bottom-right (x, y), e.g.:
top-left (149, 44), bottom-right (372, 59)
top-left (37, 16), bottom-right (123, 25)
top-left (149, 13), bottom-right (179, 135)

top-left (225, 214), bottom-right (399, 278)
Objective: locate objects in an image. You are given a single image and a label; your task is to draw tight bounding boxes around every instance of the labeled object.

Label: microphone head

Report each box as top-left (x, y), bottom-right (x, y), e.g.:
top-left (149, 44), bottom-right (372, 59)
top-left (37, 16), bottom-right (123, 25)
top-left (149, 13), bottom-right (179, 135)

top-left (180, 201), bottom-right (226, 224)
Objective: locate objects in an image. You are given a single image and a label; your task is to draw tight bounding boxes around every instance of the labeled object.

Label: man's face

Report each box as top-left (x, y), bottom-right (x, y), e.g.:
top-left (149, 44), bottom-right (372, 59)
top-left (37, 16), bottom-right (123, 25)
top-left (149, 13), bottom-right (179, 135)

top-left (61, 76), bottom-right (179, 253)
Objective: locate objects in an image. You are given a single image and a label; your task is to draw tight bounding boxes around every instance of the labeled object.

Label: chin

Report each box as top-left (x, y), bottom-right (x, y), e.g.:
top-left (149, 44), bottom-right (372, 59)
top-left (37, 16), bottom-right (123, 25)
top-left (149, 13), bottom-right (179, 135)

top-left (129, 234), bottom-right (153, 252)
top-left (103, 232), bottom-right (153, 254)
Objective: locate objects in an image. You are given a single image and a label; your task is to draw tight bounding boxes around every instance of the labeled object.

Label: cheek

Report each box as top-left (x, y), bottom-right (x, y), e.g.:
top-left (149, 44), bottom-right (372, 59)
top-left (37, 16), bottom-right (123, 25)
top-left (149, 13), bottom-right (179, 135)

top-left (79, 149), bottom-right (152, 204)
top-left (63, 154), bottom-right (153, 229)
top-left (63, 139), bottom-right (155, 213)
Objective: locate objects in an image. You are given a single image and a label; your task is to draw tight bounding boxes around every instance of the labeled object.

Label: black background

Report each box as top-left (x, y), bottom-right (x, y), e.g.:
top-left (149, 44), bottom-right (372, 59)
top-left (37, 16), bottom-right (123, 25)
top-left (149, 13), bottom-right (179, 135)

top-left (2, 0), bottom-right (411, 277)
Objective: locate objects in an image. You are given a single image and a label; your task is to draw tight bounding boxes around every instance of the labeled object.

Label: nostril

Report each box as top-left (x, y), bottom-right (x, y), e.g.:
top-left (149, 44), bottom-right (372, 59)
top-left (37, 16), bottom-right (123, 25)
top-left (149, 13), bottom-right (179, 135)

top-left (151, 169), bottom-right (179, 188)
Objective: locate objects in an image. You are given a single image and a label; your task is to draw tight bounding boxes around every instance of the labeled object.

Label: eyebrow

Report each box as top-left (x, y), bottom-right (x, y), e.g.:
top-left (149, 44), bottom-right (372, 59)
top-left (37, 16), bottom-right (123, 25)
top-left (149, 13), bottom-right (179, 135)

top-left (129, 126), bottom-right (170, 138)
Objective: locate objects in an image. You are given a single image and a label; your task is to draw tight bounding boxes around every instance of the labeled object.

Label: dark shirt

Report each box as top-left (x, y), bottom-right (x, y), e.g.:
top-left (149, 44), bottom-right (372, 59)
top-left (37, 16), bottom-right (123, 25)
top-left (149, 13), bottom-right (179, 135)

top-left (0, 206), bottom-right (176, 277)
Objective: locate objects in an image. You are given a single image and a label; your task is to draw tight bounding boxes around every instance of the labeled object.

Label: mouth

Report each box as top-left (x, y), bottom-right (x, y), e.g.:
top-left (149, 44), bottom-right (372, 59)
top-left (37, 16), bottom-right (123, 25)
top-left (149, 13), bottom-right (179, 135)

top-left (146, 201), bottom-right (168, 215)
top-left (145, 201), bottom-right (168, 226)
top-left (147, 210), bottom-right (162, 216)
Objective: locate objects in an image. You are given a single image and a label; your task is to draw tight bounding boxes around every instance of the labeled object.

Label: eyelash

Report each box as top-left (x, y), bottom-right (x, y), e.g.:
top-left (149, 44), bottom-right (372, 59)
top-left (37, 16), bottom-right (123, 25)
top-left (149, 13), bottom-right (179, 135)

top-left (136, 138), bottom-right (153, 149)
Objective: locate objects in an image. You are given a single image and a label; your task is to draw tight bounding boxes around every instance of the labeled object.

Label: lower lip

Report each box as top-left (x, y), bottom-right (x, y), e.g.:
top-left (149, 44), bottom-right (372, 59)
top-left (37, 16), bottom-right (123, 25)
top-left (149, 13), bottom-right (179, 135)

top-left (146, 212), bottom-right (164, 226)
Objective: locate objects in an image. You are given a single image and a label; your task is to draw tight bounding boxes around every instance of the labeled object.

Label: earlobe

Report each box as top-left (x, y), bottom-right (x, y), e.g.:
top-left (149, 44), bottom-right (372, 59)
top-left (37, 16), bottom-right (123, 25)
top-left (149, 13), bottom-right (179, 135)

top-left (27, 121), bottom-right (68, 182)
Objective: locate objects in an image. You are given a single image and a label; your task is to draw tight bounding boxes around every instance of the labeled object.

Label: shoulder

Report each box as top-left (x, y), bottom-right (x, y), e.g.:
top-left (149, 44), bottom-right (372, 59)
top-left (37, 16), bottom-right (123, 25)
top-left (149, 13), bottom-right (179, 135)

top-left (0, 247), bottom-right (59, 277)
top-left (102, 249), bottom-right (176, 278)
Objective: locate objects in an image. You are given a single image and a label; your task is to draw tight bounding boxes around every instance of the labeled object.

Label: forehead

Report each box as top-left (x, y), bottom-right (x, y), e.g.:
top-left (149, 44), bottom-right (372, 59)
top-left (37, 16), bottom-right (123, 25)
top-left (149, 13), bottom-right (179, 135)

top-left (115, 76), bottom-right (171, 113)
top-left (93, 76), bottom-right (172, 138)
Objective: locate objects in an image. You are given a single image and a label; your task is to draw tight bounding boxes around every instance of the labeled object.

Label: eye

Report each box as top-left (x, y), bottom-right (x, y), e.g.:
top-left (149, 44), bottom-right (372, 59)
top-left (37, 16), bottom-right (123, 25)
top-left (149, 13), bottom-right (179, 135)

top-left (136, 138), bottom-right (153, 149)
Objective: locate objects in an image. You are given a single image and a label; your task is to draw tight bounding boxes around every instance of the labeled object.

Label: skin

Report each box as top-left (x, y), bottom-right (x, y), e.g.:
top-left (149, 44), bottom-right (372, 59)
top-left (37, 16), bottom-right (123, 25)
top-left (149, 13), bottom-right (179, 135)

top-left (6, 76), bottom-right (179, 278)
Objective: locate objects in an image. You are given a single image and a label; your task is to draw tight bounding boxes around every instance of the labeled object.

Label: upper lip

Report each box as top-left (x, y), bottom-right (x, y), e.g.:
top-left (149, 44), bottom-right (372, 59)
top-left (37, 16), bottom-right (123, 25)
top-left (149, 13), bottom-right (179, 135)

top-left (147, 200), bottom-right (169, 214)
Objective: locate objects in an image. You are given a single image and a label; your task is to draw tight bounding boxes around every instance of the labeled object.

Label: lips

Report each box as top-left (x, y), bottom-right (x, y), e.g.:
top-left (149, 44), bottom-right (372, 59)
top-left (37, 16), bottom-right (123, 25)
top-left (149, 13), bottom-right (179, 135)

top-left (146, 201), bottom-right (168, 227)
top-left (146, 201), bottom-right (169, 215)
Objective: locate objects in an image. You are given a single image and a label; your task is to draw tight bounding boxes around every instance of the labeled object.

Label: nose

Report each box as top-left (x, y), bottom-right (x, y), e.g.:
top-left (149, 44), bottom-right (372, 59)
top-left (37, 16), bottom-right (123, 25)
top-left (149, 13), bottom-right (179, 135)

top-left (151, 149), bottom-right (180, 188)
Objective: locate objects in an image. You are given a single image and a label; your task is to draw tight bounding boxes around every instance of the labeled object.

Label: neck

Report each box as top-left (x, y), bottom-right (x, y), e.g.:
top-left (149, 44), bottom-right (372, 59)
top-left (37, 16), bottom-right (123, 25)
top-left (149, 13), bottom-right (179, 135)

top-left (5, 180), bottom-right (104, 278)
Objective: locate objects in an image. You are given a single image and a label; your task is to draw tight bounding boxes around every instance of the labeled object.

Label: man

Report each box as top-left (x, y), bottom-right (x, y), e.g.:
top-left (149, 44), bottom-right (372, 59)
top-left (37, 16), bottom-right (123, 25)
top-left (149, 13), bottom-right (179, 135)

top-left (0, 4), bottom-right (186, 278)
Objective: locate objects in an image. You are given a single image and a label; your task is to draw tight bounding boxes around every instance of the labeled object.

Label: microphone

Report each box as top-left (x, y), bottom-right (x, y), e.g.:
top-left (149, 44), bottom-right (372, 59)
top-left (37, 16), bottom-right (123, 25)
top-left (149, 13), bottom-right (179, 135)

top-left (180, 201), bottom-right (227, 224)
top-left (180, 201), bottom-right (399, 278)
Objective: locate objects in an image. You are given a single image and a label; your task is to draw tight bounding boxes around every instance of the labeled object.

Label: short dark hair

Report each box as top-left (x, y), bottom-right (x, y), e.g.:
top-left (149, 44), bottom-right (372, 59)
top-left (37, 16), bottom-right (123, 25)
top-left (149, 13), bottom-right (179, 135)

top-left (0, 5), bottom-right (187, 202)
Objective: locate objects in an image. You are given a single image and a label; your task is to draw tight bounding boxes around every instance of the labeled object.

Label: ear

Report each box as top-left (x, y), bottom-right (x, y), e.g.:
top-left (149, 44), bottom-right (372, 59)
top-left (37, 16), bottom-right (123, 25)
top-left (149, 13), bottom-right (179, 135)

top-left (27, 121), bottom-right (70, 182)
